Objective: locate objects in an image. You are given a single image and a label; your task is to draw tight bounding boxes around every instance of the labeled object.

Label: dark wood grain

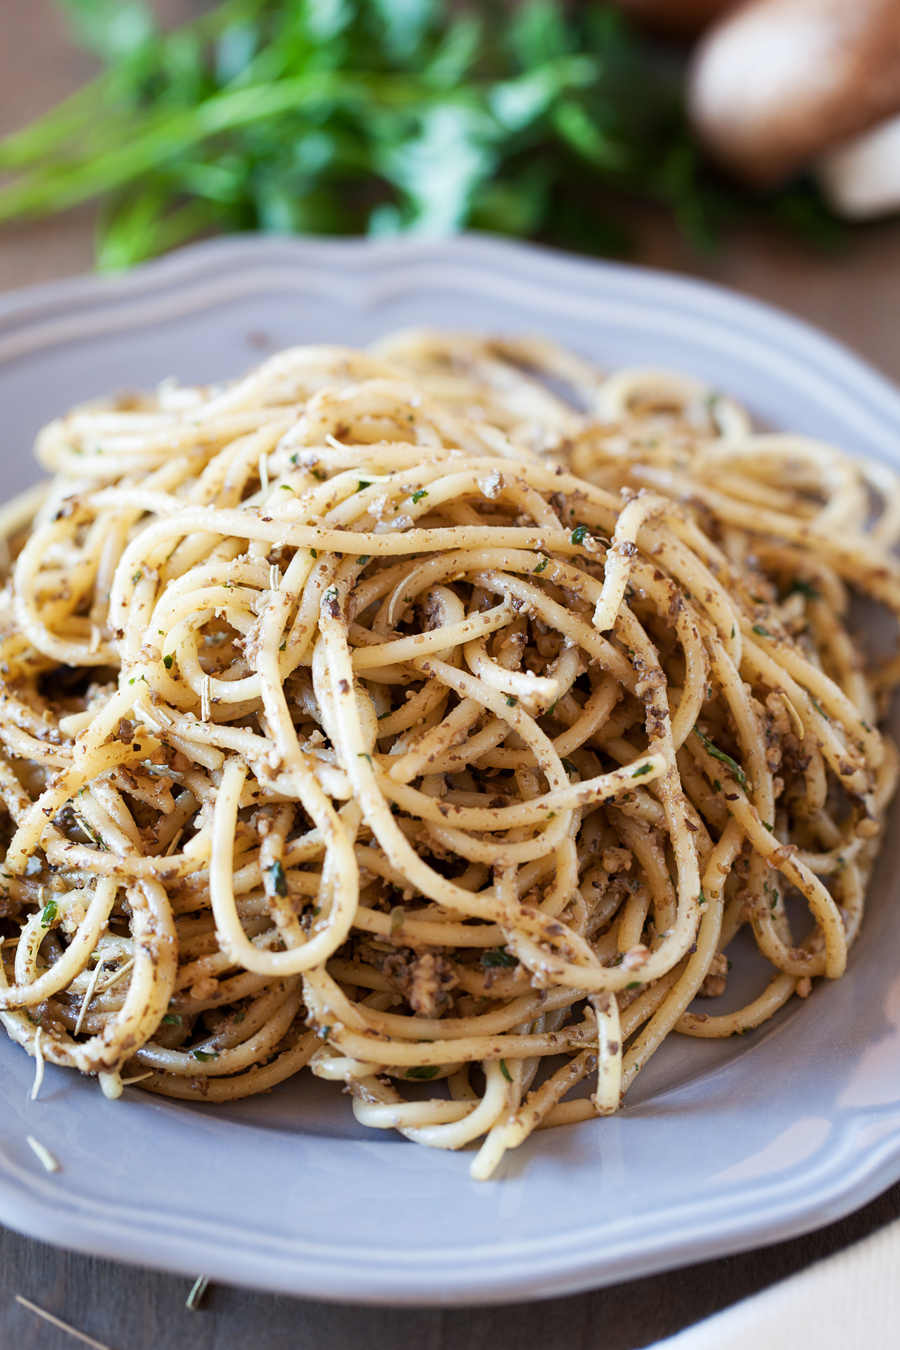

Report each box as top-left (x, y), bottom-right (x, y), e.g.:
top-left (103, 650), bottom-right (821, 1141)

top-left (3, 4), bottom-right (900, 1345)
top-left (3, 1180), bottom-right (900, 1350)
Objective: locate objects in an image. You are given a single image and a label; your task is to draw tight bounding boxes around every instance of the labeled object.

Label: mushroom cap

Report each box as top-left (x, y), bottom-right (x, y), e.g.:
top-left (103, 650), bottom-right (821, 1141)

top-left (689, 0), bottom-right (900, 186)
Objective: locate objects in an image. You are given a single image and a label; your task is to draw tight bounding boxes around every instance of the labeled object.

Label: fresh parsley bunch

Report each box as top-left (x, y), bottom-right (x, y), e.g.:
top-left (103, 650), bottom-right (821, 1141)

top-left (0, 0), bottom-right (836, 269)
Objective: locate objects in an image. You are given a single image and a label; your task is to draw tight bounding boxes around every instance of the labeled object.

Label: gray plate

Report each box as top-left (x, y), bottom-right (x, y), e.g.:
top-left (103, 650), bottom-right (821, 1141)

top-left (0, 233), bottom-right (899, 1306)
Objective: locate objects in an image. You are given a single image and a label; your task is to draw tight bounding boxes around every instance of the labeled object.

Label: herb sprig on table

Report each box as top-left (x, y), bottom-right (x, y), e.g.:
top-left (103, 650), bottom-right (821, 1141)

top-left (0, 0), bottom-right (839, 269)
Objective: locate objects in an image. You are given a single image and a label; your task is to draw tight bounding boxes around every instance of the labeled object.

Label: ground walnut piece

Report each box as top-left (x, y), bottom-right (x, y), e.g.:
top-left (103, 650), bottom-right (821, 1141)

top-left (357, 943), bottom-right (459, 1017)
top-left (697, 952), bottom-right (729, 999)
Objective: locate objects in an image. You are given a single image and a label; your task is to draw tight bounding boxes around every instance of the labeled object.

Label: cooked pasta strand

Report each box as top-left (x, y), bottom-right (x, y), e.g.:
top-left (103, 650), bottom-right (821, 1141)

top-left (0, 330), bottom-right (893, 1181)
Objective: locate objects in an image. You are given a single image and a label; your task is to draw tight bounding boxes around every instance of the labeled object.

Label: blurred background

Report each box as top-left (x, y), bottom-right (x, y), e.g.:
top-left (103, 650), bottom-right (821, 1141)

top-left (5, 0), bottom-right (900, 379)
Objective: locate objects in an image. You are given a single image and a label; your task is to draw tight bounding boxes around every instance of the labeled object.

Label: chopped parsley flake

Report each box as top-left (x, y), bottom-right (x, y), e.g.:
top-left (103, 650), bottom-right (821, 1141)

top-left (694, 727), bottom-right (748, 790)
top-left (632, 763), bottom-right (652, 778)
top-left (499, 1059), bottom-right (512, 1083)
top-left (267, 860), bottom-right (288, 898)
top-left (483, 948), bottom-right (518, 968)
top-left (163, 654), bottom-right (173, 669)
top-left (40, 900), bottom-right (58, 927)
top-left (411, 489), bottom-right (428, 505)
top-left (571, 524), bottom-right (589, 546)
top-left (533, 557), bottom-right (548, 574)
top-left (406, 1065), bottom-right (440, 1080)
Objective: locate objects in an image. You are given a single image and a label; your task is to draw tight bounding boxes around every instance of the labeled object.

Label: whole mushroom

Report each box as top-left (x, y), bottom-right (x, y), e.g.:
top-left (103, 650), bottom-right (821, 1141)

top-left (689, 0), bottom-right (900, 213)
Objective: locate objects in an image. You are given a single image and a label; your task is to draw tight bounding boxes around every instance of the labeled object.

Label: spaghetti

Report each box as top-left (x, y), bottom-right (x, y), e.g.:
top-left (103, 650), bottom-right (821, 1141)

top-left (0, 330), bottom-right (895, 1180)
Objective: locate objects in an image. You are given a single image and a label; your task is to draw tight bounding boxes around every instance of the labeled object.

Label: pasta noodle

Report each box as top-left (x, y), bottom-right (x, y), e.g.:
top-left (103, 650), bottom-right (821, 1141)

top-left (0, 329), bottom-right (896, 1180)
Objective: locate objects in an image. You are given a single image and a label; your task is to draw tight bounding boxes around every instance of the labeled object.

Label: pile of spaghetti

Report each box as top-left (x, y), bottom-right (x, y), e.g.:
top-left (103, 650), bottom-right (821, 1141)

top-left (0, 330), bottom-right (897, 1181)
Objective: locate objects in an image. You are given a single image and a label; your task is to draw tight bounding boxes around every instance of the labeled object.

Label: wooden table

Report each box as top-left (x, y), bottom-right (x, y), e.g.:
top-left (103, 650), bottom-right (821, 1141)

top-left (3, 4), bottom-right (900, 1346)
